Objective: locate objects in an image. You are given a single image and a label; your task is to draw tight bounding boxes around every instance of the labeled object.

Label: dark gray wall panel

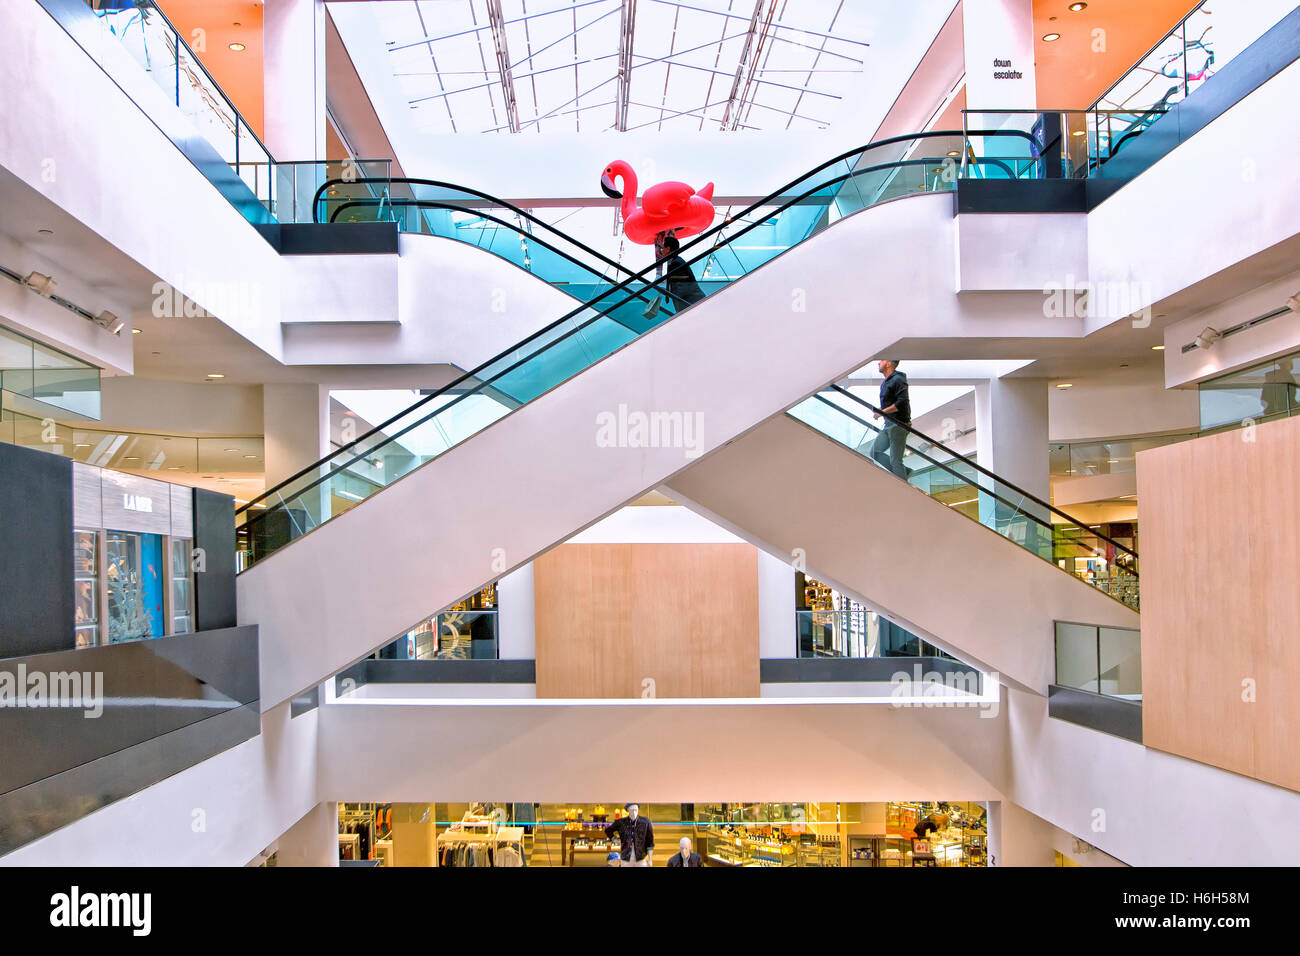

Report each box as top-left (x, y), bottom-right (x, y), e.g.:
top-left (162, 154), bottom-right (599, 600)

top-left (0, 443), bottom-right (73, 657)
top-left (193, 488), bottom-right (237, 630)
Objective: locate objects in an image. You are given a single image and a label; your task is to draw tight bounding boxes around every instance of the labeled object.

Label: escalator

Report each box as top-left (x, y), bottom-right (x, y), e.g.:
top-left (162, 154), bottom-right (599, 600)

top-left (665, 388), bottom-right (1141, 694)
top-left (236, 127), bottom-right (1141, 708)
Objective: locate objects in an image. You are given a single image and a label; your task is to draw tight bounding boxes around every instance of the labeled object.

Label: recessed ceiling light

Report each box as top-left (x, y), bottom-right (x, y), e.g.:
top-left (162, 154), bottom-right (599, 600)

top-left (38, 228), bottom-right (53, 236)
top-left (946, 150), bottom-right (960, 157)
top-left (225, 448), bottom-right (240, 453)
top-left (167, 466), bottom-right (182, 470)
top-left (1151, 344), bottom-right (1165, 350)
top-left (132, 328), bottom-right (142, 334)
top-left (228, 42), bottom-right (246, 52)
top-left (1056, 383), bottom-right (1073, 389)
top-left (243, 454), bottom-right (258, 459)
top-left (206, 373), bottom-right (225, 379)
top-left (1071, 129), bottom-right (1086, 136)
top-left (1042, 32), bottom-right (1061, 42)
top-left (74, 443), bottom-right (90, 448)
top-left (123, 456), bottom-right (140, 461)
top-left (1069, 2), bottom-right (1088, 11)
top-left (1107, 459), bottom-right (1120, 463)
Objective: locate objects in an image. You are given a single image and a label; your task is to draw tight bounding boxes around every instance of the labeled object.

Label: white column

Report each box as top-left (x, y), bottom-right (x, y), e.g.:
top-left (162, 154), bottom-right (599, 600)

top-left (272, 802), bottom-right (339, 867)
top-left (758, 550), bottom-right (795, 659)
top-left (962, 0), bottom-right (1038, 111)
top-left (496, 563), bottom-right (536, 660)
top-left (262, 383), bottom-right (329, 488)
top-left (975, 377), bottom-right (1051, 555)
top-left (988, 801), bottom-right (1058, 866)
top-left (263, 0), bottom-right (327, 219)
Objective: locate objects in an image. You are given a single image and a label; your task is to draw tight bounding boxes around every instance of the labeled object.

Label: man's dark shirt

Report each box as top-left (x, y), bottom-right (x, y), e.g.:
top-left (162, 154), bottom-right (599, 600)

top-left (665, 255), bottom-right (706, 306)
top-left (667, 851), bottom-right (703, 867)
top-left (605, 815), bottom-right (655, 862)
top-left (879, 370), bottom-right (911, 424)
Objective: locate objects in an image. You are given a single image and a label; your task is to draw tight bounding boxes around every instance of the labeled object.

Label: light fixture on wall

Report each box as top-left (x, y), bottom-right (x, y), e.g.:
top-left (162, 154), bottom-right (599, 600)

top-left (22, 271), bottom-right (57, 296)
top-left (93, 310), bottom-right (124, 335)
top-left (1194, 327), bottom-right (1222, 350)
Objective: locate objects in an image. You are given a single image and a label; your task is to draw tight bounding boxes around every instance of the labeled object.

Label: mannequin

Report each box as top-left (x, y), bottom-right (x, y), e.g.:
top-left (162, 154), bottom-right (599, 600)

top-left (667, 836), bottom-right (703, 868)
top-left (605, 803), bottom-right (655, 867)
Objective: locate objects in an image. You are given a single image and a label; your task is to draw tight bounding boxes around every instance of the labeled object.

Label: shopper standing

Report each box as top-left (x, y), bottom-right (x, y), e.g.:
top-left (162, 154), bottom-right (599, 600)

top-left (871, 359), bottom-right (912, 478)
top-left (606, 803), bottom-right (655, 867)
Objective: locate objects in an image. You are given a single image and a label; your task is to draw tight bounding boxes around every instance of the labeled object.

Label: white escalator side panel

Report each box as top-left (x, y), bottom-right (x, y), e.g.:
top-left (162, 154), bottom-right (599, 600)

top-left (665, 415), bottom-right (1140, 694)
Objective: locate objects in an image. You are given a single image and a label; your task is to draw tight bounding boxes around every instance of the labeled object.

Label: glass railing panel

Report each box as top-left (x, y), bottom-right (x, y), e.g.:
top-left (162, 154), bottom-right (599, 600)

top-left (1, 323), bottom-right (102, 419)
top-left (235, 118), bottom-right (273, 208)
top-left (93, 2), bottom-right (181, 110)
top-left (1054, 622), bottom-right (1100, 692)
top-left (1099, 626), bottom-right (1142, 698)
top-left (1198, 349), bottom-right (1300, 431)
top-left (1096, 24), bottom-right (1189, 115)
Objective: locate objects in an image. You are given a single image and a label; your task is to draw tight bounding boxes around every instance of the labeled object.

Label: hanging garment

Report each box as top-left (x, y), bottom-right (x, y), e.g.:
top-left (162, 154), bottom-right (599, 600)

top-left (495, 844), bottom-right (524, 867)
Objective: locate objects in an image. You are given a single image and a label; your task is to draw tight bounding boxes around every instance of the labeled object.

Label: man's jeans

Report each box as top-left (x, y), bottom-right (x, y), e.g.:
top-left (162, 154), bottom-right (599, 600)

top-left (870, 422), bottom-right (908, 478)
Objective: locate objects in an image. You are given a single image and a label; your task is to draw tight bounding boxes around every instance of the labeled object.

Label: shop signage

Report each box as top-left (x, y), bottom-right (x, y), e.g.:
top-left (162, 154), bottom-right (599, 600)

top-left (993, 58), bottom-right (1024, 80)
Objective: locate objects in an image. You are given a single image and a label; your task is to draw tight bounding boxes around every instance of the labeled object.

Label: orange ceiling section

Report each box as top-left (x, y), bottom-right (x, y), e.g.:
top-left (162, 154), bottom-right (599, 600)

top-left (1032, 0), bottom-right (1202, 108)
top-left (157, 0), bottom-right (265, 138)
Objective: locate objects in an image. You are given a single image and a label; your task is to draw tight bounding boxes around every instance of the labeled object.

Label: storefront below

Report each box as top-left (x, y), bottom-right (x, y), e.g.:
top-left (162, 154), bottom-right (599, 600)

top-left (334, 801), bottom-right (989, 868)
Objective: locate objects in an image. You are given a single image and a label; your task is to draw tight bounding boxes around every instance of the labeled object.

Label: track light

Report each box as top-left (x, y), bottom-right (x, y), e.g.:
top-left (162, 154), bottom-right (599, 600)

top-left (1194, 327), bottom-right (1222, 350)
top-left (23, 271), bottom-right (56, 296)
top-left (93, 310), bottom-right (124, 334)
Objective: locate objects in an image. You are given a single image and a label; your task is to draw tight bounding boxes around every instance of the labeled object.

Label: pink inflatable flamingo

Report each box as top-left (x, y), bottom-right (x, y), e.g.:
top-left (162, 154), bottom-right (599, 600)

top-left (600, 160), bottom-right (716, 244)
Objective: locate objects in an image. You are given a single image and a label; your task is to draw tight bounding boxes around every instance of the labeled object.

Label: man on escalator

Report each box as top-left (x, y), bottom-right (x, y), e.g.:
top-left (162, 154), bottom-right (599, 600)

top-left (871, 359), bottom-right (912, 479)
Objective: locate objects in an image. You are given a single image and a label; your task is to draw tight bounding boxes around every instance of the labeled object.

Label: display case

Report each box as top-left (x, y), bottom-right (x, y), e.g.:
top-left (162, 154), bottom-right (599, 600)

top-left (73, 530), bottom-right (100, 648)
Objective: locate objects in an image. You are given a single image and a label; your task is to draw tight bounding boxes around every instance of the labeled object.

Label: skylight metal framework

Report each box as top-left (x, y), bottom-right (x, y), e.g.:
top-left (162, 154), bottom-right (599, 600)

top-left (379, 0), bottom-right (870, 135)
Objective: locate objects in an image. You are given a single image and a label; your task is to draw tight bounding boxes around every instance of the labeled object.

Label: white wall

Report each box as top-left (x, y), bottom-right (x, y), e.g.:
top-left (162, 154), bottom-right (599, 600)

top-left (1048, 374), bottom-right (1200, 442)
top-left (100, 378), bottom-right (264, 435)
top-left (0, 234), bottom-right (134, 376)
top-left (0, 703), bottom-right (320, 867)
top-left (262, 383), bottom-right (329, 488)
top-left (316, 697), bottom-right (1005, 804)
top-left (1086, 59), bottom-right (1300, 336)
top-left (1162, 268), bottom-right (1300, 388)
top-left (1, 1), bottom-right (284, 360)
top-left (279, 233), bottom-right (580, 370)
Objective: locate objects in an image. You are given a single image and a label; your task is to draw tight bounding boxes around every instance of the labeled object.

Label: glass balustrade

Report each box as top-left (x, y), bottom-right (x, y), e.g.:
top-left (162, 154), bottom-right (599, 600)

top-left (1054, 621), bottom-right (1142, 700)
top-left (0, 324), bottom-right (102, 420)
top-left (76, 1), bottom-right (275, 221)
top-left (788, 387), bottom-right (1140, 610)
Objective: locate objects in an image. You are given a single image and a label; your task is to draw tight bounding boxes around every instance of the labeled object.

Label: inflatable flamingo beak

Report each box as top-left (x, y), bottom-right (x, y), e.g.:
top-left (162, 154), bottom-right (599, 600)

top-left (600, 171), bottom-right (622, 199)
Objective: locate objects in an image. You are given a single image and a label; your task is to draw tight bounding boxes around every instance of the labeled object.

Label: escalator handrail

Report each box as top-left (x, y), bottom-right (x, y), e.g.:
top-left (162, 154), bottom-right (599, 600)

top-left (312, 176), bottom-right (642, 282)
top-left (327, 198), bottom-right (665, 305)
top-left (816, 385), bottom-right (1141, 567)
top-left (238, 128), bottom-right (1027, 519)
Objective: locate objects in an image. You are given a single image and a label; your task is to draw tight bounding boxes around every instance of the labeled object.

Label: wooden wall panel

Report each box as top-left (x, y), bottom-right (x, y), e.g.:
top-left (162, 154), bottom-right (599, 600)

top-left (1137, 414), bottom-right (1300, 792)
top-left (534, 543), bottom-right (760, 699)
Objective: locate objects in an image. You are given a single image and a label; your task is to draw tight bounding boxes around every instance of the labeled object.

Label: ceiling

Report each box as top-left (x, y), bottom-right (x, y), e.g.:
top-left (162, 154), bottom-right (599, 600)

top-left (369, 0), bottom-right (879, 135)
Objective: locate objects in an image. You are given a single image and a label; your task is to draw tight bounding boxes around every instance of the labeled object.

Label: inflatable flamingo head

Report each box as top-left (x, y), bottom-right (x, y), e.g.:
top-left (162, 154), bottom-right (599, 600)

top-left (600, 160), bottom-right (636, 199)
